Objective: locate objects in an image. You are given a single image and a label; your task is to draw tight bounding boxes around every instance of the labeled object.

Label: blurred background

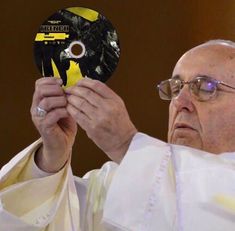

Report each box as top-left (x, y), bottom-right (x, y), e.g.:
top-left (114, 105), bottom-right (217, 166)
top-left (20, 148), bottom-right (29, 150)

top-left (1, 0), bottom-right (235, 176)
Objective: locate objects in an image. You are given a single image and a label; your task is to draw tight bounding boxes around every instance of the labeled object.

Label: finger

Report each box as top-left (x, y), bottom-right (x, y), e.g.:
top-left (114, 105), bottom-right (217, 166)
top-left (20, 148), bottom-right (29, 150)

top-left (35, 77), bottom-right (63, 87)
top-left (67, 95), bottom-right (96, 119)
top-left (37, 108), bottom-right (69, 129)
top-left (67, 104), bottom-right (90, 131)
top-left (65, 86), bottom-right (102, 108)
top-left (35, 96), bottom-right (67, 113)
top-left (76, 78), bottom-right (117, 99)
top-left (32, 84), bottom-right (64, 109)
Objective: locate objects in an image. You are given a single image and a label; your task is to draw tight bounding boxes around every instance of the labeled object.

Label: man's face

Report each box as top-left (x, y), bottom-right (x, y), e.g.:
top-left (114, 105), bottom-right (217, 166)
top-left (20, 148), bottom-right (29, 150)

top-left (168, 43), bottom-right (235, 153)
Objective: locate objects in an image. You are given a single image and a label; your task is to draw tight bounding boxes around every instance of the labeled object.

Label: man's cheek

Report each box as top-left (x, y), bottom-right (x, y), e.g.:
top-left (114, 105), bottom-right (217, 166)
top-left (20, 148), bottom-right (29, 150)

top-left (202, 118), bottom-right (223, 148)
top-left (168, 104), bottom-right (175, 128)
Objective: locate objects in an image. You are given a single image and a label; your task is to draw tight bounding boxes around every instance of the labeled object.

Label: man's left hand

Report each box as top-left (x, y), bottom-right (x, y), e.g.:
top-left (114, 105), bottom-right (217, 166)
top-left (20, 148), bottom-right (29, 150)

top-left (65, 78), bottom-right (137, 163)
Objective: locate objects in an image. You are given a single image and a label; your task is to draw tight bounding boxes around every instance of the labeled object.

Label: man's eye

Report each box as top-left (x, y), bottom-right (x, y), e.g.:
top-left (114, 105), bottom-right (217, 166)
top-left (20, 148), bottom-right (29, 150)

top-left (198, 81), bottom-right (215, 93)
top-left (171, 84), bottom-right (180, 95)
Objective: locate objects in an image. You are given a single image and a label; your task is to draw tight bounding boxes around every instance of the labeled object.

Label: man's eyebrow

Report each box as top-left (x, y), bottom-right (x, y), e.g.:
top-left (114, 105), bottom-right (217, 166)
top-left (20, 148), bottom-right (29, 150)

top-left (171, 74), bottom-right (214, 80)
top-left (171, 74), bottom-right (181, 80)
top-left (197, 74), bottom-right (213, 79)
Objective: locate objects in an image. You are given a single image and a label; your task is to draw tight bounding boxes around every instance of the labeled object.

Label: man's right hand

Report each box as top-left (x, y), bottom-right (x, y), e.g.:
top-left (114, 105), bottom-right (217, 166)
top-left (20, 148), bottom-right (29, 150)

top-left (31, 77), bottom-right (77, 173)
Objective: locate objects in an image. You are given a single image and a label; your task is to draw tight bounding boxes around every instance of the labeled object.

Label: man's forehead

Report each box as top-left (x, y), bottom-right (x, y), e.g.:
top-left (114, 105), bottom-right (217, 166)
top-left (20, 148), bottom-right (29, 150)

top-left (181, 43), bottom-right (235, 62)
top-left (173, 43), bottom-right (235, 80)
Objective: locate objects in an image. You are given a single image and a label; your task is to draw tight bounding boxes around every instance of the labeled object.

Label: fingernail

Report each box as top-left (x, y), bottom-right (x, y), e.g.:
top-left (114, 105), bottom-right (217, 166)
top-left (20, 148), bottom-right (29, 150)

top-left (56, 78), bottom-right (63, 85)
top-left (85, 75), bottom-right (93, 80)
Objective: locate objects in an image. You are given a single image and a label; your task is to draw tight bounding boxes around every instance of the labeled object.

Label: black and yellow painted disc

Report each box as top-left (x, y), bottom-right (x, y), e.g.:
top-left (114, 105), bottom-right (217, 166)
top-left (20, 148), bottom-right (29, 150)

top-left (34, 7), bottom-right (120, 87)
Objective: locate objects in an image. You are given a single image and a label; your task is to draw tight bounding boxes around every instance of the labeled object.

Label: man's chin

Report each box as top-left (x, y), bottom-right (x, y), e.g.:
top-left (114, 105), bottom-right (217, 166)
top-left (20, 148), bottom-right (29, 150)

top-left (169, 137), bottom-right (202, 150)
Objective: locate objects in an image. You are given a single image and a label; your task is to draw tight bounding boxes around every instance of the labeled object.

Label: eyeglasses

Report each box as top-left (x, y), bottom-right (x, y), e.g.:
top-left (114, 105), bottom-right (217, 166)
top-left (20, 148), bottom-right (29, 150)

top-left (157, 76), bottom-right (235, 101)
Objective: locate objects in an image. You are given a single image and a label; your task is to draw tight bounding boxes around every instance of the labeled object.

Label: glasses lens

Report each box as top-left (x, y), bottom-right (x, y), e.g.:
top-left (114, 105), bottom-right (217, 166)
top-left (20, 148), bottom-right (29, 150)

top-left (158, 80), bottom-right (171, 100)
top-left (158, 79), bottom-right (181, 100)
top-left (170, 79), bottom-right (182, 98)
top-left (191, 77), bottom-right (217, 101)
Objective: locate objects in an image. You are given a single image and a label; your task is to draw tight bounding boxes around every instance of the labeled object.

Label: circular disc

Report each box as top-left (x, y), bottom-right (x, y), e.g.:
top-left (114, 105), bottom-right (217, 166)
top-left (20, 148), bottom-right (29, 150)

top-left (34, 7), bottom-right (120, 87)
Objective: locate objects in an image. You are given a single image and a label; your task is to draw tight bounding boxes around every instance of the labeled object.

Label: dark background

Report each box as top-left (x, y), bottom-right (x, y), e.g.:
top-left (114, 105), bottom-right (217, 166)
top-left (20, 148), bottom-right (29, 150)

top-left (1, 0), bottom-right (235, 176)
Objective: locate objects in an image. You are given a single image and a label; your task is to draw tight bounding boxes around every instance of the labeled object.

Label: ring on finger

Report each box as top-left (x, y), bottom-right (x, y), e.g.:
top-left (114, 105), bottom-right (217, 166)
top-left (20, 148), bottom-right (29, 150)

top-left (36, 106), bottom-right (47, 118)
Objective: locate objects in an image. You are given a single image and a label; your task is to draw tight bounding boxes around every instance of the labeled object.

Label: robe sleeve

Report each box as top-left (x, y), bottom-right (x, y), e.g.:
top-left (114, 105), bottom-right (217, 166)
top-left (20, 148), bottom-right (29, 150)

top-left (0, 139), bottom-right (119, 231)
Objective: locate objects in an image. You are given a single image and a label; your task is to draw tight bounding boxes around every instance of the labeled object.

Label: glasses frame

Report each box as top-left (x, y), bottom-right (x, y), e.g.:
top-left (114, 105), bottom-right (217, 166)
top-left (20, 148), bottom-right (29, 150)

top-left (157, 75), bottom-right (235, 101)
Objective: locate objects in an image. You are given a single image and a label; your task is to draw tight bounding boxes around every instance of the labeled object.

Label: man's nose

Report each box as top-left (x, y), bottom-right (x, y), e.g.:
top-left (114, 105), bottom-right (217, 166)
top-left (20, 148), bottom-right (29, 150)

top-left (171, 85), bottom-right (194, 112)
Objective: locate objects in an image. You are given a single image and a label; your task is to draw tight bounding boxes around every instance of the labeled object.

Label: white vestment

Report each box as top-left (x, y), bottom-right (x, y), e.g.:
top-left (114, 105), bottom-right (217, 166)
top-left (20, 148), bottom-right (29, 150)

top-left (1, 133), bottom-right (235, 231)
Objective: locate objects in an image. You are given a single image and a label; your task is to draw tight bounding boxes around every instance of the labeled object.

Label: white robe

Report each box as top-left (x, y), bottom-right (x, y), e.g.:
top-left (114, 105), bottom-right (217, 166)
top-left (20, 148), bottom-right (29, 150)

top-left (1, 133), bottom-right (235, 231)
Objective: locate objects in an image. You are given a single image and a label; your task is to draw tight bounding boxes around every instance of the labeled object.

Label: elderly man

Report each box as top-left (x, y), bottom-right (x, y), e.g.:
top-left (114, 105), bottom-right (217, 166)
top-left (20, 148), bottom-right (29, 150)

top-left (1, 40), bottom-right (235, 231)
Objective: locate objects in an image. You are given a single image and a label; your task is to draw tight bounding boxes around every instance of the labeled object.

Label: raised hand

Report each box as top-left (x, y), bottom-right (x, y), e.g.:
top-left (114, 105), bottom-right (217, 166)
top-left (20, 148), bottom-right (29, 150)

top-left (65, 78), bottom-right (137, 163)
top-left (31, 77), bottom-right (77, 172)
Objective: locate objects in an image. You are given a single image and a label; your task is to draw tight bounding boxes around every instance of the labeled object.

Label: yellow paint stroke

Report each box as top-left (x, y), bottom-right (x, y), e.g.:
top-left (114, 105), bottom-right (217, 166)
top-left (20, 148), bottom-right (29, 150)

top-left (51, 59), bottom-right (84, 88)
top-left (66, 7), bottom-right (98, 22)
top-left (35, 33), bottom-right (69, 41)
top-left (66, 61), bottom-right (84, 87)
top-left (213, 194), bottom-right (235, 213)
